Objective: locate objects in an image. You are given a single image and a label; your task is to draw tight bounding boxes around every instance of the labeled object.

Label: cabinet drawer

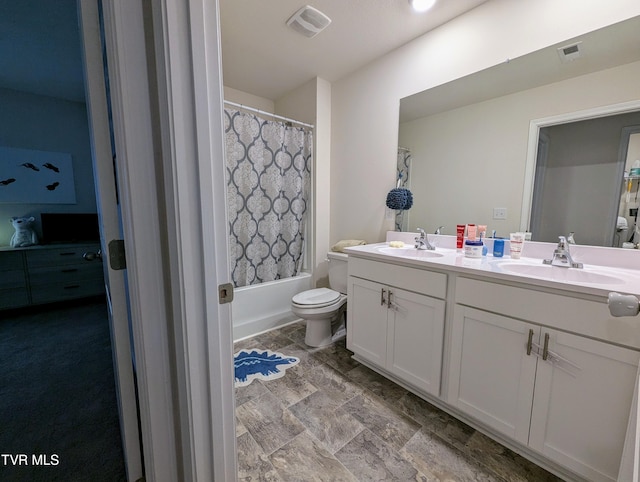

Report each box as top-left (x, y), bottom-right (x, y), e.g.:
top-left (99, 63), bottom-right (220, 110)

top-left (349, 257), bottom-right (447, 299)
top-left (455, 277), bottom-right (640, 349)
top-left (26, 245), bottom-right (100, 268)
top-left (0, 288), bottom-right (30, 309)
top-left (28, 264), bottom-right (104, 285)
top-left (30, 278), bottom-right (105, 305)
top-left (0, 251), bottom-right (24, 270)
top-left (0, 270), bottom-right (27, 290)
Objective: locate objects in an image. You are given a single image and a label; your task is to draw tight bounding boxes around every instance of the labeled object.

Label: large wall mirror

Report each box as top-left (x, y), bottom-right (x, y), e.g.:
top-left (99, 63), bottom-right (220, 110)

top-left (398, 15), bottom-right (640, 248)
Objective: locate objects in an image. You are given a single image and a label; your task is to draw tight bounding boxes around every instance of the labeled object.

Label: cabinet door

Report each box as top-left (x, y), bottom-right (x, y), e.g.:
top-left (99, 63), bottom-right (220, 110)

top-left (386, 287), bottom-right (444, 396)
top-left (530, 330), bottom-right (640, 482)
top-left (448, 306), bottom-right (538, 445)
top-left (347, 277), bottom-right (388, 368)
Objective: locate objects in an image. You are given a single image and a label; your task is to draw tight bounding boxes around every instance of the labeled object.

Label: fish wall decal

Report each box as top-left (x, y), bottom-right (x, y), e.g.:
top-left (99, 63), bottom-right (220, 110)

top-left (21, 162), bottom-right (40, 171)
top-left (0, 178), bottom-right (16, 186)
top-left (46, 181), bottom-right (60, 191)
top-left (42, 162), bottom-right (60, 173)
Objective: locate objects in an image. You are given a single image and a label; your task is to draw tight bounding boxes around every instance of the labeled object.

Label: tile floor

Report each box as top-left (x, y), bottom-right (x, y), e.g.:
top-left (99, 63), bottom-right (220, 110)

top-left (234, 321), bottom-right (563, 481)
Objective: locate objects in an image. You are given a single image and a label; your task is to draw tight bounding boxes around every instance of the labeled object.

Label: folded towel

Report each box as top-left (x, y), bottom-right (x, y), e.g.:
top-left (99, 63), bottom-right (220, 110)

top-left (331, 239), bottom-right (366, 252)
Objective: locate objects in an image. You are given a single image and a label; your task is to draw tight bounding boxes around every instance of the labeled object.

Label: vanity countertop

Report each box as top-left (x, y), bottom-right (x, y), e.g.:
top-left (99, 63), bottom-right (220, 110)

top-left (344, 235), bottom-right (640, 298)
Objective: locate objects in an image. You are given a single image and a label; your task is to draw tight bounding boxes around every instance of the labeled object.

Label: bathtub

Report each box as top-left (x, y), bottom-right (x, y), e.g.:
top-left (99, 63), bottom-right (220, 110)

top-left (232, 272), bottom-right (312, 341)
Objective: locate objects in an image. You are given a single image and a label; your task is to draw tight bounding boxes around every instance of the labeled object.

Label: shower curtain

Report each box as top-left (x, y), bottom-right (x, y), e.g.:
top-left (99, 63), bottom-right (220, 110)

top-left (224, 108), bottom-right (312, 287)
top-left (396, 148), bottom-right (412, 231)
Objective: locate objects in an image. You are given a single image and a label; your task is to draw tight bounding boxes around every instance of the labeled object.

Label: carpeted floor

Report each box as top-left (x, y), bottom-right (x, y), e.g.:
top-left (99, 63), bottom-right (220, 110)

top-left (0, 299), bottom-right (127, 481)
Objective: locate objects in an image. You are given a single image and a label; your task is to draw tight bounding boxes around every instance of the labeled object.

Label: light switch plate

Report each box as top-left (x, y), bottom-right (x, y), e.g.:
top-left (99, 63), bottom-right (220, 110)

top-left (493, 207), bottom-right (507, 220)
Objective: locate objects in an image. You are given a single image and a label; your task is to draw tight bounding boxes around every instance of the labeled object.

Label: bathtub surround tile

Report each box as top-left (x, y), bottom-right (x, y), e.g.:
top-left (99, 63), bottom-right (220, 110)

top-left (269, 432), bottom-right (358, 482)
top-left (335, 429), bottom-right (429, 481)
top-left (237, 432), bottom-right (283, 482)
top-left (235, 321), bottom-right (562, 481)
top-left (235, 391), bottom-right (306, 455)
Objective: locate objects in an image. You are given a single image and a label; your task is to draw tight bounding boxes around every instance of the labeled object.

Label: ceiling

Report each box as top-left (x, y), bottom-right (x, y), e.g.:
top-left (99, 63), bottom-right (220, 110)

top-left (1, 0), bottom-right (487, 104)
top-left (220, 0), bottom-right (488, 101)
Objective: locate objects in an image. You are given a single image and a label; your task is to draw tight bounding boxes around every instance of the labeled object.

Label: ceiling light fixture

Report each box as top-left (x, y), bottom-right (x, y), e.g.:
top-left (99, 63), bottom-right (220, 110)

top-left (409, 0), bottom-right (436, 13)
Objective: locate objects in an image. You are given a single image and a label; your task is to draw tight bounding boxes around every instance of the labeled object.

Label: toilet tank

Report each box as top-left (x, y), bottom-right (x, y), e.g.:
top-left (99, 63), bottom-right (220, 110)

top-left (327, 252), bottom-right (348, 294)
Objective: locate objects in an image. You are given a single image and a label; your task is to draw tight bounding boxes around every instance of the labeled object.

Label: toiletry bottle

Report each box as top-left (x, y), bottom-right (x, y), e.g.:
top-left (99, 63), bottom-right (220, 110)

top-left (493, 238), bottom-right (504, 257)
top-left (456, 224), bottom-right (465, 250)
top-left (478, 225), bottom-right (488, 256)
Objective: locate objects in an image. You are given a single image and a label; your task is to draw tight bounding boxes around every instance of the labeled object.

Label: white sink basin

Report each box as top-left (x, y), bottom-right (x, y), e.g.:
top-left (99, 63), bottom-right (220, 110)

top-left (496, 262), bottom-right (624, 285)
top-left (377, 246), bottom-right (444, 259)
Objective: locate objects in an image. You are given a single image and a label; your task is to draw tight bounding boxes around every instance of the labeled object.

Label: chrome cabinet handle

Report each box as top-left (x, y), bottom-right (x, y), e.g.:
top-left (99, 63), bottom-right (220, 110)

top-left (526, 329), bottom-right (534, 355)
top-left (381, 288), bottom-right (386, 306)
top-left (388, 291), bottom-right (394, 309)
top-left (542, 333), bottom-right (550, 361)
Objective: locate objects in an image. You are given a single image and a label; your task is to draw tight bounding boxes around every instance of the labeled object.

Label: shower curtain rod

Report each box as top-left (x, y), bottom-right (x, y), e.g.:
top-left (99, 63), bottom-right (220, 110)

top-left (398, 146), bottom-right (411, 152)
top-left (224, 100), bottom-right (315, 129)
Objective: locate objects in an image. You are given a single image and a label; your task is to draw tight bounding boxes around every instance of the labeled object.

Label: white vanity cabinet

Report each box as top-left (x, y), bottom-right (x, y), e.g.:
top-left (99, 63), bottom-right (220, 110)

top-left (347, 257), bottom-right (446, 397)
top-left (449, 277), bottom-right (640, 482)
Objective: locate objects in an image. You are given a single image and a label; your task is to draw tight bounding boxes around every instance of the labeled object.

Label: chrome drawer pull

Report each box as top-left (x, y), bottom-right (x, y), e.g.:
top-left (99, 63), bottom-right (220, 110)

top-left (380, 288), bottom-right (386, 306)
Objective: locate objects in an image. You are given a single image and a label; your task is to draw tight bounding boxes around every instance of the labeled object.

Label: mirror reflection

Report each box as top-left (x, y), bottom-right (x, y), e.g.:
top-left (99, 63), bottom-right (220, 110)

top-left (398, 16), bottom-right (640, 247)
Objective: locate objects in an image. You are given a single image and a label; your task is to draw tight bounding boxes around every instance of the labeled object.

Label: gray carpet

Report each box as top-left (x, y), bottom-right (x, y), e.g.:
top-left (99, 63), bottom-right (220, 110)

top-left (0, 299), bottom-right (127, 481)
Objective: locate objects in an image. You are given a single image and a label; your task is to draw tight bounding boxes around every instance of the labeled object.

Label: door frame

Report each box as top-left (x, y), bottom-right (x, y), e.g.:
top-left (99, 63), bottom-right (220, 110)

top-left (97, 0), bottom-right (236, 479)
top-left (520, 100), bottom-right (640, 236)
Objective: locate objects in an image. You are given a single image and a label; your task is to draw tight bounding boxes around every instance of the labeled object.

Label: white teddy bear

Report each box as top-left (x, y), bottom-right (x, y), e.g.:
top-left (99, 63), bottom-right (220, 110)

top-left (10, 216), bottom-right (38, 248)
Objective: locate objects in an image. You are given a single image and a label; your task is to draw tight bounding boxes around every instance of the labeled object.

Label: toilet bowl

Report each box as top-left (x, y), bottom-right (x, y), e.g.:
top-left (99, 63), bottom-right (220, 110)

top-left (291, 252), bottom-right (348, 347)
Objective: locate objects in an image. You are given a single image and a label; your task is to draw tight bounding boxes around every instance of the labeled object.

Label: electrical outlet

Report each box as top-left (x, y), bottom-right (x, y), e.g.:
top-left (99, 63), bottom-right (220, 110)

top-left (493, 207), bottom-right (507, 220)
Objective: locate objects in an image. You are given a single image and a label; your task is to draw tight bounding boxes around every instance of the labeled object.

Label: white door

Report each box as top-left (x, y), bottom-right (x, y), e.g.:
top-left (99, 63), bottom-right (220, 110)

top-left (447, 306), bottom-right (538, 445)
top-left (530, 330), bottom-right (639, 482)
top-left (386, 287), bottom-right (444, 396)
top-left (77, 2), bottom-right (142, 479)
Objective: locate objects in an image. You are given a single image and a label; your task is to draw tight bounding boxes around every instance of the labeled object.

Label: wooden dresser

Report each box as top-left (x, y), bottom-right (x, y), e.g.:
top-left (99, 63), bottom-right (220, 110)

top-left (0, 243), bottom-right (105, 309)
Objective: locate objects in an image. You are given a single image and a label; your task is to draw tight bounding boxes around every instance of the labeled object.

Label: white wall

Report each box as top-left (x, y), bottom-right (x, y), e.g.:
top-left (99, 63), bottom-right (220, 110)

top-left (0, 88), bottom-right (97, 246)
top-left (399, 61), bottom-right (640, 239)
top-left (223, 86), bottom-right (274, 112)
top-left (330, 0), bottom-right (640, 244)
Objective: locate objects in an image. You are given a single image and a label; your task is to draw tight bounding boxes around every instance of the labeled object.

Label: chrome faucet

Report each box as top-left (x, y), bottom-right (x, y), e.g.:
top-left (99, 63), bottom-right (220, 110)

top-left (415, 228), bottom-right (435, 250)
top-left (435, 226), bottom-right (444, 235)
top-left (543, 236), bottom-right (583, 268)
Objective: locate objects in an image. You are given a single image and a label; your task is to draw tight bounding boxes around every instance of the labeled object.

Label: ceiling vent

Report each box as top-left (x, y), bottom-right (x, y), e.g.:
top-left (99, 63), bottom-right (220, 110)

top-left (557, 41), bottom-right (584, 63)
top-left (286, 5), bottom-right (331, 38)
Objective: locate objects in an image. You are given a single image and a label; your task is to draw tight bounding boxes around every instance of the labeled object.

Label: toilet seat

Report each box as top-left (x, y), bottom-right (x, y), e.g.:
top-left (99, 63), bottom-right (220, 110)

top-left (292, 288), bottom-right (341, 309)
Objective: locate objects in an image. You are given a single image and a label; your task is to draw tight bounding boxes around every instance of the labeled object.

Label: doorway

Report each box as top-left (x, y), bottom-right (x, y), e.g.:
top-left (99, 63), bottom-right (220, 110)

top-left (0, 0), bottom-right (137, 479)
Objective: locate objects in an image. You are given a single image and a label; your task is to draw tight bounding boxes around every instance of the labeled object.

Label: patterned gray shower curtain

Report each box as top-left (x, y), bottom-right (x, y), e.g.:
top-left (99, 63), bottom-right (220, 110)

top-left (396, 148), bottom-right (412, 231)
top-left (224, 108), bottom-right (312, 287)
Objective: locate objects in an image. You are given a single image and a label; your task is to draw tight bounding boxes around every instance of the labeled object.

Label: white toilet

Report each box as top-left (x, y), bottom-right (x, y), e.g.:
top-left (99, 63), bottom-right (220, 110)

top-left (291, 252), bottom-right (348, 347)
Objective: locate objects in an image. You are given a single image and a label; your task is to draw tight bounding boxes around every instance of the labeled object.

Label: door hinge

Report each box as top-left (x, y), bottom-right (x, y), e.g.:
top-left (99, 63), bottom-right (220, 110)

top-left (108, 239), bottom-right (127, 270)
top-left (218, 283), bottom-right (234, 304)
